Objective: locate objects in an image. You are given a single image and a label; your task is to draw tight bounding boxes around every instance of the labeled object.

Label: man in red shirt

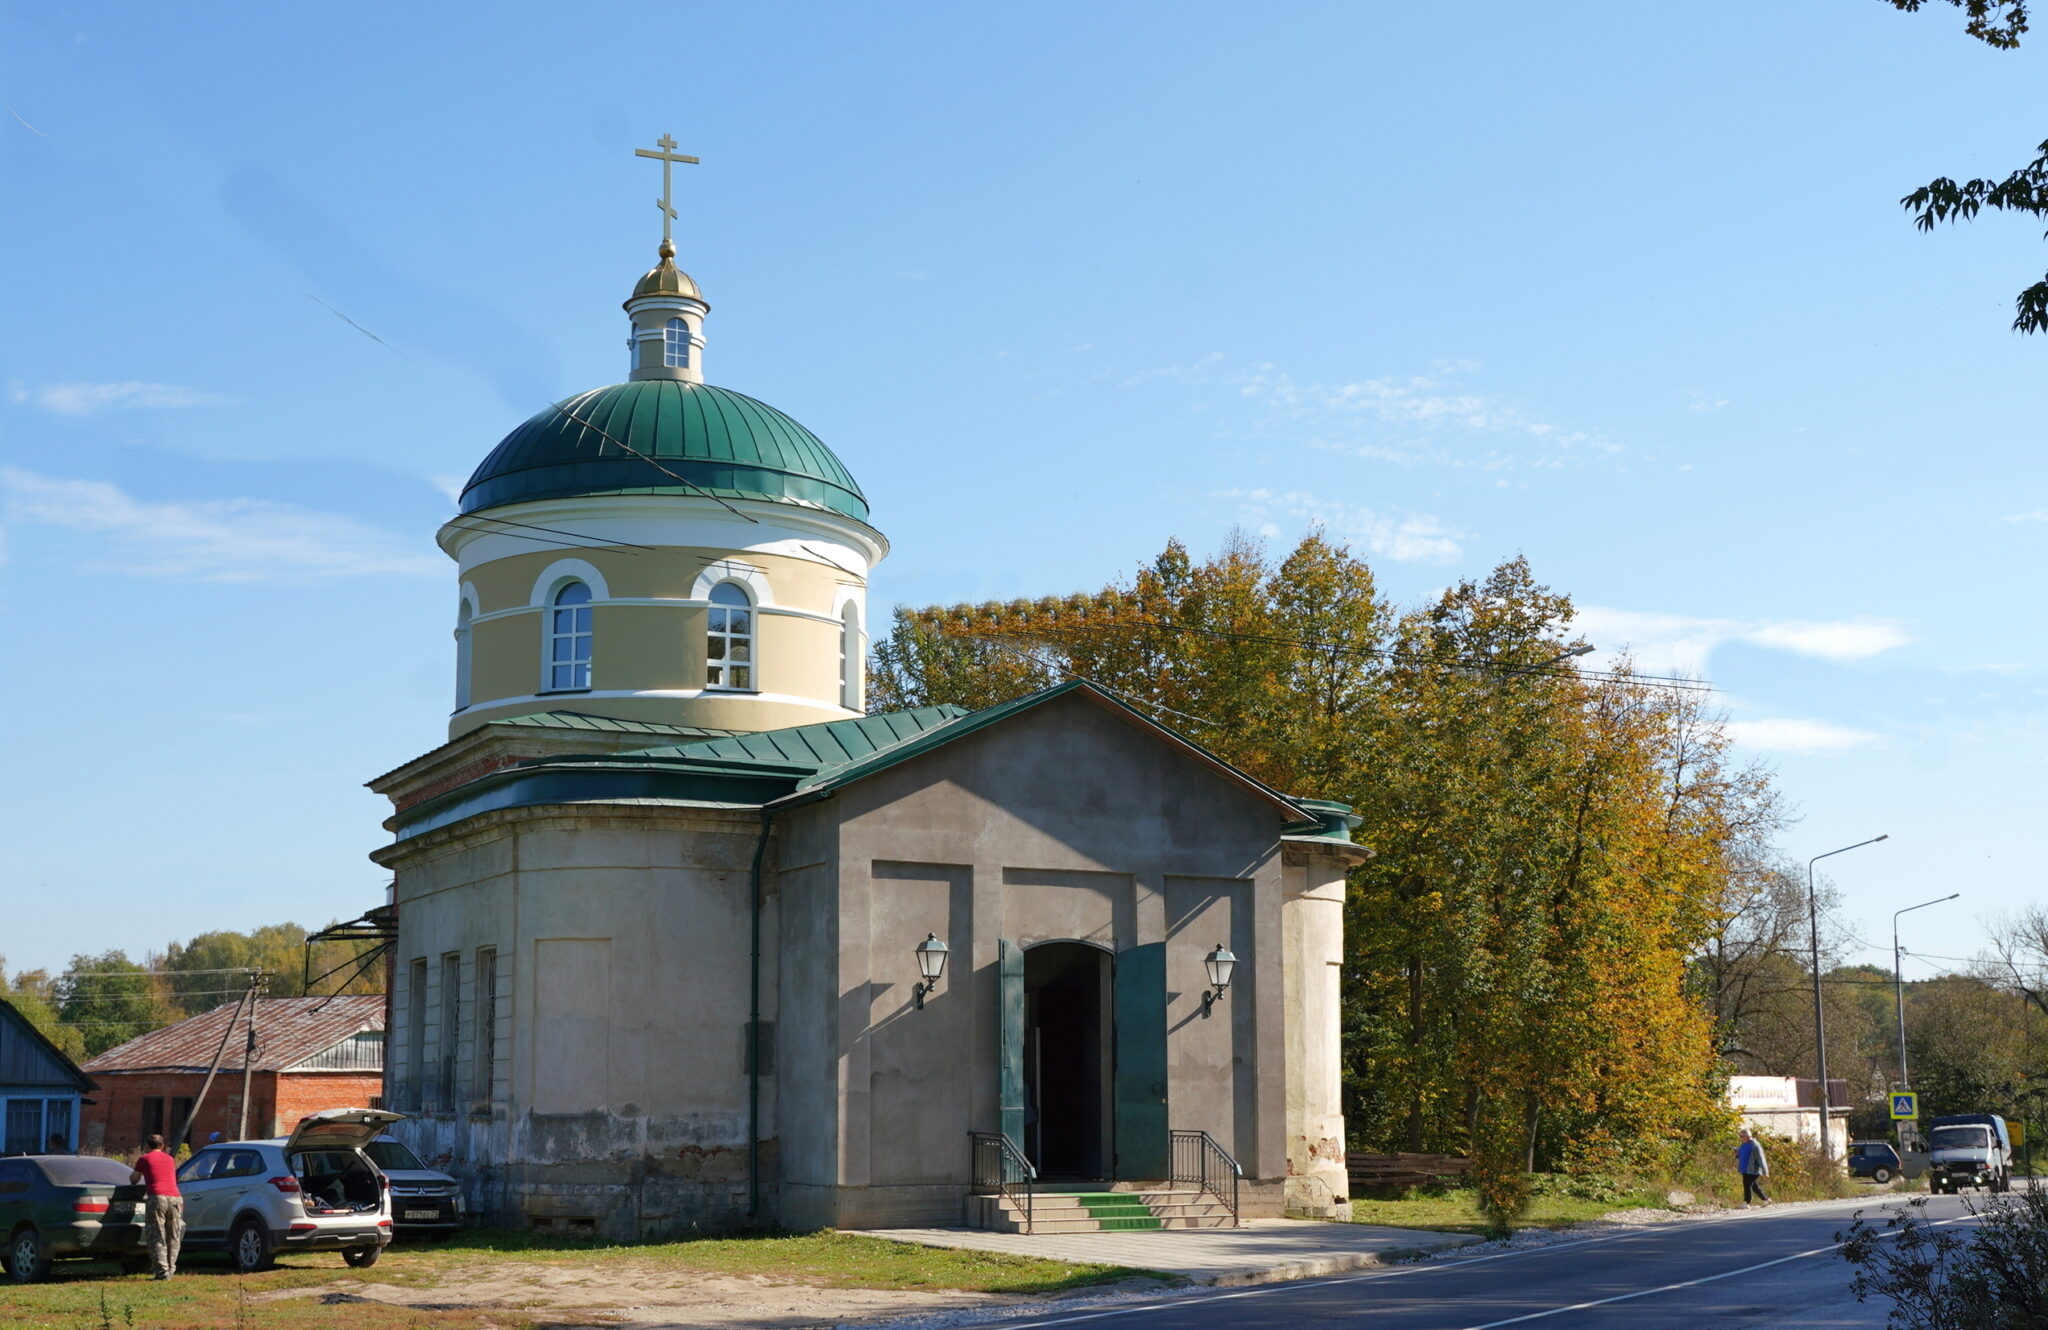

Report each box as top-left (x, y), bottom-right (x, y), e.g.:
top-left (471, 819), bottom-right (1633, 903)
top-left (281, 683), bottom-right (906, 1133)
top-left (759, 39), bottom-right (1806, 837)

top-left (129, 1134), bottom-right (183, 1279)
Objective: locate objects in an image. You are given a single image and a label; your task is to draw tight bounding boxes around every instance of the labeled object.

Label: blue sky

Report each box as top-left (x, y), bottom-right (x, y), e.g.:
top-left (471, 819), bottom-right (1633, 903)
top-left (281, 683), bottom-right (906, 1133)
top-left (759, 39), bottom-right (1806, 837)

top-left (2, 2), bottom-right (2042, 978)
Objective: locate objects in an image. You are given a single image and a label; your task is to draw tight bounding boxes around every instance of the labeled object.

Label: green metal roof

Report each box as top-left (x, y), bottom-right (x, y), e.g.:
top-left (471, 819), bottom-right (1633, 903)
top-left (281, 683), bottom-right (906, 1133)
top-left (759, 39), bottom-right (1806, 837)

top-left (389, 684), bottom-right (1347, 844)
top-left (493, 710), bottom-right (743, 739)
top-left (460, 379), bottom-right (869, 521)
top-left (630, 705), bottom-right (971, 769)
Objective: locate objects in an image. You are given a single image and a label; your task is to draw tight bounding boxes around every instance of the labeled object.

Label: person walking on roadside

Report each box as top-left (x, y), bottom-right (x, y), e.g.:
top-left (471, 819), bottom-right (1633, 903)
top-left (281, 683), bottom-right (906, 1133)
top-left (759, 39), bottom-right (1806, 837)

top-left (1737, 1127), bottom-right (1772, 1205)
top-left (130, 1134), bottom-right (183, 1279)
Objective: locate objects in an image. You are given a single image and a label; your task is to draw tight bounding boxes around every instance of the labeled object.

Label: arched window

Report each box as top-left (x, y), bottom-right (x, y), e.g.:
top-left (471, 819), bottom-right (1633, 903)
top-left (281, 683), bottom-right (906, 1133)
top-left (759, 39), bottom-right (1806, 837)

top-left (839, 602), bottom-right (861, 710)
top-left (548, 581), bottom-right (593, 690)
top-left (664, 317), bottom-right (691, 369)
top-left (705, 582), bottom-right (753, 691)
top-left (455, 601), bottom-right (474, 710)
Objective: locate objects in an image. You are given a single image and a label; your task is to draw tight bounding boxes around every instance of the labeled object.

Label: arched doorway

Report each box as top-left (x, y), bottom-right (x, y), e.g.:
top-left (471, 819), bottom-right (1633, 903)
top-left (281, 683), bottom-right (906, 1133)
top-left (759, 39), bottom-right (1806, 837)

top-left (1023, 942), bottom-right (1112, 1179)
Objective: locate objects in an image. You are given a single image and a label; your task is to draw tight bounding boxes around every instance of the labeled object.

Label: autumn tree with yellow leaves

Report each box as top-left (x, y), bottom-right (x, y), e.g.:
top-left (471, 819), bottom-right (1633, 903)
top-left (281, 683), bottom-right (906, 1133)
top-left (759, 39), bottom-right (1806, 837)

top-left (874, 533), bottom-right (1767, 1222)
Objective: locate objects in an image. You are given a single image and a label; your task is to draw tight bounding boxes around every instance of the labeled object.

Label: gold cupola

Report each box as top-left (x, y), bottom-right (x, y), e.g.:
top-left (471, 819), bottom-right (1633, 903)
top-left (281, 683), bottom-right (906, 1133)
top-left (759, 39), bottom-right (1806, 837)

top-left (624, 238), bottom-right (709, 384)
top-left (629, 237), bottom-right (704, 303)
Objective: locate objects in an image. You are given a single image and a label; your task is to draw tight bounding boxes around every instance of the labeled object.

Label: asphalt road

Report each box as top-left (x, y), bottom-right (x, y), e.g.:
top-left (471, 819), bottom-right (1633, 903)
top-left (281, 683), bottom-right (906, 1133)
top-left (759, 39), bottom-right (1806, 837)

top-left (971, 1194), bottom-right (1982, 1330)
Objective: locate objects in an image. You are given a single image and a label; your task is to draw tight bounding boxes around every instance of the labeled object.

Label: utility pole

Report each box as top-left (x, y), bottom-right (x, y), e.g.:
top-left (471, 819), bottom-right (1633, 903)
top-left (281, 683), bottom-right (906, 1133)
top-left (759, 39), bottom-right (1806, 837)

top-left (235, 972), bottom-right (268, 1139)
top-left (1892, 893), bottom-right (1959, 1151)
top-left (1809, 836), bottom-right (1889, 1162)
top-left (172, 979), bottom-right (257, 1149)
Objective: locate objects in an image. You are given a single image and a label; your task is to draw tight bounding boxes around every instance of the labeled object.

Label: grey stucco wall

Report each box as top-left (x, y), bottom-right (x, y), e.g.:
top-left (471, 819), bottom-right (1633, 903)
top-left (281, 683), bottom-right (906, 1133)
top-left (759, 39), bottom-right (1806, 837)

top-left (379, 807), bottom-right (780, 1238)
top-left (376, 689), bottom-right (1347, 1235)
top-left (812, 691), bottom-right (1297, 1227)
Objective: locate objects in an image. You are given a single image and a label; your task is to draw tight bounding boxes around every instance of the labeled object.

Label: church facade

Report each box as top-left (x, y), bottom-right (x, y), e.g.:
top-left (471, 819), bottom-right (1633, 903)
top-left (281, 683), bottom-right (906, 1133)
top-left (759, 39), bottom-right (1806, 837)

top-left (370, 152), bottom-right (1363, 1236)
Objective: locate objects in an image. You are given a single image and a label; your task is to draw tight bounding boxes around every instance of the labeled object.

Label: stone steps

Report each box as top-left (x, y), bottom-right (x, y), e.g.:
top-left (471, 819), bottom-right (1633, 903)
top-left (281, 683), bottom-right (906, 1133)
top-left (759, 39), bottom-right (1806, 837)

top-left (967, 1188), bottom-right (1235, 1233)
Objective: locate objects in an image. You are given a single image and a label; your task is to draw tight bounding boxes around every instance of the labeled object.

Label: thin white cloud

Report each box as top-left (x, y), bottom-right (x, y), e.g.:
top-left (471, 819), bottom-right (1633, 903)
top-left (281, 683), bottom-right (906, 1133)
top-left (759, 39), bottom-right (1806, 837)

top-left (1574, 606), bottom-right (1911, 677)
top-left (1225, 360), bottom-right (1620, 471)
top-left (7, 380), bottom-right (234, 414)
top-left (427, 473), bottom-right (468, 506)
top-left (1118, 352), bottom-right (1225, 389)
top-left (1688, 389), bottom-right (1729, 412)
top-left (1744, 620), bottom-right (1913, 662)
top-left (1228, 488), bottom-right (1463, 563)
top-left (1725, 718), bottom-right (1884, 754)
top-left (0, 467), bottom-right (439, 582)
top-left (2003, 508), bottom-right (2048, 524)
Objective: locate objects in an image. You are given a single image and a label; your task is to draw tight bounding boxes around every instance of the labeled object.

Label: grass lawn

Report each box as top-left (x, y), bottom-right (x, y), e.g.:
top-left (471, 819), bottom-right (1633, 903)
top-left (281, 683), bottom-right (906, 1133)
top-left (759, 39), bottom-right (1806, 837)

top-left (3, 1230), bottom-right (1162, 1329)
top-left (384, 1227), bottom-right (1167, 1294)
top-left (1349, 1190), bottom-right (1664, 1236)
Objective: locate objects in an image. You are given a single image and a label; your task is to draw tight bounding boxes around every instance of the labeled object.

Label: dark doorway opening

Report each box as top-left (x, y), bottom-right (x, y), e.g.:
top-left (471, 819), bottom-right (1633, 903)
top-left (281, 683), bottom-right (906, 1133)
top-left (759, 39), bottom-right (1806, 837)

top-left (1023, 942), bottom-right (1112, 1179)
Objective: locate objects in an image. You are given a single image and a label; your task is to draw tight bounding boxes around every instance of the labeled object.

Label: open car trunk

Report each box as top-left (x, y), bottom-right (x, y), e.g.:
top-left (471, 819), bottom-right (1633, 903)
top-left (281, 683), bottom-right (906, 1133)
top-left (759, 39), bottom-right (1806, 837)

top-left (286, 1107), bottom-right (406, 1152)
top-left (291, 1148), bottom-right (383, 1214)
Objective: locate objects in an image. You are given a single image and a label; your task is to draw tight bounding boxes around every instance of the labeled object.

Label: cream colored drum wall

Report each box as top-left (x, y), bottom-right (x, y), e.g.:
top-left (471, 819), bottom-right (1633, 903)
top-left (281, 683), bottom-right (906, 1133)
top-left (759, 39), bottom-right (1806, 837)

top-left (452, 544), bottom-right (867, 738)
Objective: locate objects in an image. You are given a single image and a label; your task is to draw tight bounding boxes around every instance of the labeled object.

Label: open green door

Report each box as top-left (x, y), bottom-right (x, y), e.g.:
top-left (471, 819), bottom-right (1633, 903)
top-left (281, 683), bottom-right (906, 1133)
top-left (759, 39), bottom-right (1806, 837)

top-left (998, 938), bottom-right (1026, 1148)
top-left (1113, 941), bottom-right (1170, 1179)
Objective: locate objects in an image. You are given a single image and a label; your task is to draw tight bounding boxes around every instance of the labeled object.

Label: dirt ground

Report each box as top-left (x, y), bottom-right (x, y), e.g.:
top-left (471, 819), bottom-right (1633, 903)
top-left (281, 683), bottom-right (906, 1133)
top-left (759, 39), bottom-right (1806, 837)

top-left (255, 1258), bottom-right (1163, 1330)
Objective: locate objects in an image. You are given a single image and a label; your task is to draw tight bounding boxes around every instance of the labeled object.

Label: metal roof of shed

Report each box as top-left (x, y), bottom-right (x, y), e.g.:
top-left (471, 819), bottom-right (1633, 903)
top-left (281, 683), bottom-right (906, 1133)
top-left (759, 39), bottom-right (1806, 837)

top-left (82, 996), bottom-right (384, 1076)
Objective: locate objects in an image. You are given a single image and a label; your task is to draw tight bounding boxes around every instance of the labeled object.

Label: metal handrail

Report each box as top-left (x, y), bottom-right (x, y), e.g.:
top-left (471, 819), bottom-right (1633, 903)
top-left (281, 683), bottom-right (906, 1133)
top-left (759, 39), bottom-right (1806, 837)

top-left (1170, 1128), bottom-right (1242, 1226)
top-left (969, 1131), bottom-right (1036, 1233)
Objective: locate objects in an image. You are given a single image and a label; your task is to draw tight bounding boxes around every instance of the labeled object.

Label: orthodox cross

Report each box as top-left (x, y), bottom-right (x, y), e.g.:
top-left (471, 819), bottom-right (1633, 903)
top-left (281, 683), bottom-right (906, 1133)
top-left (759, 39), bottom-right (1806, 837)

top-left (634, 133), bottom-right (699, 245)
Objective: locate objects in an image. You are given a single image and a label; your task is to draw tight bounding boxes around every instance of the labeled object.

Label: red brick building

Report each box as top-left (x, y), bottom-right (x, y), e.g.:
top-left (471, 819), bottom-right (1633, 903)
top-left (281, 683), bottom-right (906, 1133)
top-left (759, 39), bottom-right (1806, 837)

top-left (79, 996), bottom-right (383, 1153)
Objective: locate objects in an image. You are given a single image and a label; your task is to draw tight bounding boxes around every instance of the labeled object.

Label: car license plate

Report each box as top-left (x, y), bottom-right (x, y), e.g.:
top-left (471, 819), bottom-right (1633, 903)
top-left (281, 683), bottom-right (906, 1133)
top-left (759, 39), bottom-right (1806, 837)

top-left (404, 1208), bottom-right (439, 1220)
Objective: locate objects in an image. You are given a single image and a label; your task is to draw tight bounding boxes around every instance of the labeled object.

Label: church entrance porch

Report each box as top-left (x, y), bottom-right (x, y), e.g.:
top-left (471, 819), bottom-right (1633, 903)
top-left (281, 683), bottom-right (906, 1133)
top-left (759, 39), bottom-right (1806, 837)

top-left (1021, 942), bottom-right (1111, 1179)
top-left (999, 938), bottom-right (1171, 1185)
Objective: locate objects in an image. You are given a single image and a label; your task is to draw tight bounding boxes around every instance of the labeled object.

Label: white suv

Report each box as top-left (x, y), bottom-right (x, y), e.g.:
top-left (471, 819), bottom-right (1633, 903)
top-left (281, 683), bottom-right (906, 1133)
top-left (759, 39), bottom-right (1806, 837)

top-left (174, 1108), bottom-right (402, 1273)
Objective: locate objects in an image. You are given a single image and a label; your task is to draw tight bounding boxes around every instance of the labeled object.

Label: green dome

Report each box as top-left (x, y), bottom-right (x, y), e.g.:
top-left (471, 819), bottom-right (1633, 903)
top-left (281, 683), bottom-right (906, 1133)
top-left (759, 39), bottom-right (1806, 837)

top-left (461, 380), bottom-right (869, 522)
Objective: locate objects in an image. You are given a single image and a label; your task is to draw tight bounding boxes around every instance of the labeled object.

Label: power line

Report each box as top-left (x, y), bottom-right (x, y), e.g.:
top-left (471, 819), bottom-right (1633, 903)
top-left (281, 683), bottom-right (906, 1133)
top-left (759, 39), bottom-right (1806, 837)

top-left (459, 514), bottom-right (658, 551)
top-left (62, 969), bottom-right (263, 979)
top-left (975, 636), bottom-right (1223, 731)
top-left (441, 518), bottom-right (641, 557)
top-left (934, 614), bottom-right (1714, 692)
top-left (548, 396), bottom-right (761, 525)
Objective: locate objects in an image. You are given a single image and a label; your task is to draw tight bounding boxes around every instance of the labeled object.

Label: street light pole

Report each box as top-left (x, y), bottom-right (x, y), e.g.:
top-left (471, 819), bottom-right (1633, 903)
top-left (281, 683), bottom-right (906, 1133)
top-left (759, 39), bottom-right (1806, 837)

top-left (1893, 892), bottom-right (1960, 1145)
top-left (1809, 835), bottom-right (1890, 1162)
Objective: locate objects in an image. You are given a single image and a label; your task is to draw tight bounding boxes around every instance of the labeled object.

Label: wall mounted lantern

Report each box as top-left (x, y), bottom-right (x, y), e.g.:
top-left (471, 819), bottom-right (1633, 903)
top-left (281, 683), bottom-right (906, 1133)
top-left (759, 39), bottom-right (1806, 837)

top-left (914, 933), bottom-right (949, 1008)
top-left (1202, 943), bottom-right (1237, 1016)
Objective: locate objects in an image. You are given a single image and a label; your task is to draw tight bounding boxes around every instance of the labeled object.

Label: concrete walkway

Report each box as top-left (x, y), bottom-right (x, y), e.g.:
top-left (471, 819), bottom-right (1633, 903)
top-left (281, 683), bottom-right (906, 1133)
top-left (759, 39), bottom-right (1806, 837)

top-left (867, 1218), bottom-right (1481, 1286)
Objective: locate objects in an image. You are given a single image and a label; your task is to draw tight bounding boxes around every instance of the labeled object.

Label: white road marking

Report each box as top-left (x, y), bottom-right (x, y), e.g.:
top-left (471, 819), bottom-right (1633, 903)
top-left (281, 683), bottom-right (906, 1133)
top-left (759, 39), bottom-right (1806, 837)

top-left (1453, 1212), bottom-right (1977, 1330)
top-left (972, 1195), bottom-right (1918, 1329)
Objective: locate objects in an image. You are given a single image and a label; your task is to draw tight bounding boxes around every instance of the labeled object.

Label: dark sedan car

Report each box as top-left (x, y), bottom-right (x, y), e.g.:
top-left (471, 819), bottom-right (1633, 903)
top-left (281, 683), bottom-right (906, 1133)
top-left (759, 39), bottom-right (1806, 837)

top-left (1, 1155), bottom-right (148, 1282)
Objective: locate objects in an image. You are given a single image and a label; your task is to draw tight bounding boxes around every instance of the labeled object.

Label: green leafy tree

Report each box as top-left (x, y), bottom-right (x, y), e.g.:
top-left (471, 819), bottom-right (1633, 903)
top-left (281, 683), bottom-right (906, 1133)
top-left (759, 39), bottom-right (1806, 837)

top-left (0, 960), bottom-right (86, 1060)
top-left (56, 951), bottom-right (174, 1057)
top-left (1884, 1), bottom-right (2048, 329)
top-left (874, 534), bottom-right (1758, 1225)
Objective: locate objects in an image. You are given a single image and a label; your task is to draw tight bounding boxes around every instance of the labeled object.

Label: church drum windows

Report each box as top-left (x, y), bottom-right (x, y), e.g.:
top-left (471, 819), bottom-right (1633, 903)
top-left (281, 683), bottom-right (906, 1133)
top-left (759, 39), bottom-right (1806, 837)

top-left (548, 581), bottom-right (594, 691)
top-left (705, 582), bottom-right (753, 691)
top-left (664, 317), bottom-right (691, 368)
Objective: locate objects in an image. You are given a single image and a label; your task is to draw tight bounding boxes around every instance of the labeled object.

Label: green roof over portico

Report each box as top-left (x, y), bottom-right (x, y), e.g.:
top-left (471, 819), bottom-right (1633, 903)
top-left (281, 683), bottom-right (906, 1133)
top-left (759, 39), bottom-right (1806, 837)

top-left (460, 379), bottom-right (869, 521)
top-left (386, 682), bottom-right (1361, 848)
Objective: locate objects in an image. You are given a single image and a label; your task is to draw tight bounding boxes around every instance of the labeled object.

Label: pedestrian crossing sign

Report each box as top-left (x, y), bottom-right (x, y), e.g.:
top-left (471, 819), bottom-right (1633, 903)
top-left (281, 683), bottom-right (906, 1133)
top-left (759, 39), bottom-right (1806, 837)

top-left (1891, 1091), bottom-right (1918, 1120)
